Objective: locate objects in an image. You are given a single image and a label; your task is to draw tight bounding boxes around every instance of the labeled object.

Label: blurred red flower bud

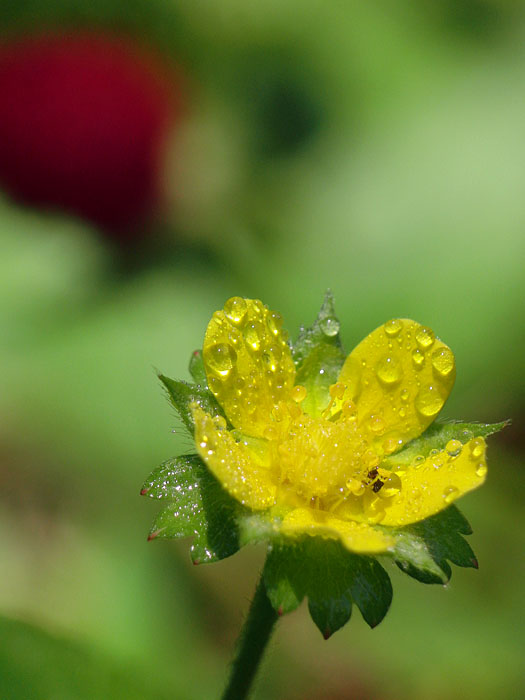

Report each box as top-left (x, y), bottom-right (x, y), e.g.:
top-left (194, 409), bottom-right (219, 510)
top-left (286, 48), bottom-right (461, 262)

top-left (0, 32), bottom-right (183, 239)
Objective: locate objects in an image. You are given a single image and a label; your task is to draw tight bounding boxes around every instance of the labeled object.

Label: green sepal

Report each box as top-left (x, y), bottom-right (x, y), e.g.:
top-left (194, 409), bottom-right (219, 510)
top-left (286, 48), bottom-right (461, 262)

top-left (188, 349), bottom-right (207, 385)
top-left (158, 373), bottom-right (224, 436)
top-left (263, 537), bottom-right (392, 637)
top-left (390, 505), bottom-right (477, 584)
top-left (142, 455), bottom-right (247, 564)
top-left (382, 419), bottom-right (509, 469)
top-left (291, 291), bottom-right (346, 416)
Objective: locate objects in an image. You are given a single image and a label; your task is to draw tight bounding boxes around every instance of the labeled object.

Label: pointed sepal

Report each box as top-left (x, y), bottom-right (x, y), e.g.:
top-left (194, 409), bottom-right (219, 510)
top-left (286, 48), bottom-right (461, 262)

top-left (291, 291), bottom-right (346, 416)
top-left (142, 455), bottom-right (246, 564)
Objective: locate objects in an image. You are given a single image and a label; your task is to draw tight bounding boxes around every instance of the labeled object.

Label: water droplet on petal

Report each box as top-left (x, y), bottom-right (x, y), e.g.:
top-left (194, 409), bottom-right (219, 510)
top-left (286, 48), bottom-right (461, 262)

top-left (243, 322), bottom-right (262, 352)
top-left (431, 347), bottom-right (455, 378)
top-left (400, 389), bottom-right (409, 402)
top-left (415, 385), bottom-right (445, 417)
top-left (376, 355), bottom-right (403, 386)
top-left (292, 385), bottom-right (307, 403)
top-left (412, 455), bottom-right (425, 468)
top-left (443, 485), bottom-right (460, 503)
top-left (212, 414), bottom-right (227, 430)
top-left (320, 316), bottom-right (340, 337)
top-left (412, 349), bottom-right (425, 369)
top-left (223, 296), bottom-right (247, 325)
top-left (416, 325), bottom-right (435, 350)
top-left (206, 343), bottom-right (237, 376)
top-left (469, 437), bottom-right (484, 459)
top-left (369, 415), bottom-right (386, 434)
top-left (446, 439), bottom-right (462, 457)
top-left (476, 461), bottom-right (487, 477)
top-left (382, 437), bottom-right (401, 455)
top-left (267, 311), bottom-right (284, 336)
top-left (384, 319), bottom-right (403, 337)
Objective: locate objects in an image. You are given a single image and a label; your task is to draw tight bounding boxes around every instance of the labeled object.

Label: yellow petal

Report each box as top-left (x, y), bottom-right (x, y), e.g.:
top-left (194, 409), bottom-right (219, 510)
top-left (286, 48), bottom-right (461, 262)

top-left (281, 507), bottom-right (394, 553)
top-left (193, 406), bottom-right (277, 509)
top-left (380, 437), bottom-right (487, 527)
top-left (338, 319), bottom-right (456, 452)
top-left (203, 298), bottom-right (295, 437)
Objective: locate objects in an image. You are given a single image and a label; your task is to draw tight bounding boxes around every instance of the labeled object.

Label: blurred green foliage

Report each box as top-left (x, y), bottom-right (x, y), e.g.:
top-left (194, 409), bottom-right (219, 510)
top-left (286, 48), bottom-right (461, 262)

top-left (1, 1), bottom-right (524, 698)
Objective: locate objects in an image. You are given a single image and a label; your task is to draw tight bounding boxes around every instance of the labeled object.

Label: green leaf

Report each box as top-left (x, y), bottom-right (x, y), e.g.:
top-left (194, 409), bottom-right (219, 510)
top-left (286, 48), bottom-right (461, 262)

top-left (292, 291), bottom-right (346, 416)
top-left (390, 505), bottom-right (477, 584)
top-left (158, 373), bottom-right (224, 436)
top-left (142, 455), bottom-right (246, 564)
top-left (263, 537), bottom-right (392, 637)
top-left (382, 419), bottom-right (509, 469)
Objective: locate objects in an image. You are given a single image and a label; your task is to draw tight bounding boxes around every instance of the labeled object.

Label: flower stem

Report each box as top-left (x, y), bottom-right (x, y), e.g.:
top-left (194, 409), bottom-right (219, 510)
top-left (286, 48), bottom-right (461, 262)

top-left (221, 574), bottom-right (278, 700)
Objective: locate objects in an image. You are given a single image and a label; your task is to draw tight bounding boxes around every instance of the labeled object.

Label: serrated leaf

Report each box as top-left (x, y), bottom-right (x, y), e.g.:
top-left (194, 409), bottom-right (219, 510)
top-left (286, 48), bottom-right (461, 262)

top-left (158, 373), bottom-right (224, 436)
top-left (263, 537), bottom-right (392, 637)
top-left (292, 291), bottom-right (346, 416)
top-left (391, 505), bottom-right (477, 584)
top-left (143, 455), bottom-right (246, 564)
top-left (383, 420), bottom-right (509, 468)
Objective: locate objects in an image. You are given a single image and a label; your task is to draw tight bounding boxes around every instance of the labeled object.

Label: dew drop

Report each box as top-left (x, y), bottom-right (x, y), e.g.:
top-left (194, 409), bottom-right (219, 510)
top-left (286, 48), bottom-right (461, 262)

top-left (206, 342), bottom-right (237, 376)
top-left (223, 296), bottom-right (247, 325)
top-left (376, 355), bottom-right (403, 386)
top-left (399, 407), bottom-right (406, 418)
top-left (443, 485), bottom-right (459, 503)
top-left (267, 311), bottom-right (284, 336)
top-left (431, 347), bottom-right (455, 378)
top-left (412, 455), bottom-right (425, 468)
top-left (446, 439), bottom-right (462, 457)
top-left (469, 437), bottom-right (484, 459)
top-left (412, 349), bottom-right (425, 369)
top-left (292, 385), bottom-right (307, 403)
top-left (415, 385), bottom-right (445, 417)
top-left (320, 316), bottom-right (340, 337)
top-left (208, 376), bottom-right (222, 394)
top-left (382, 437), bottom-right (401, 455)
top-left (384, 319), bottom-right (403, 337)
top-left (212, 415), bottom-right (227, 430)
top-left (416, 325), bottom-right (435, 350)
top-left (244, 322), bottom-right (262, 352)
top-left (369, 415), bottom-right (386, 434)
top-left (476, 461), bottom-right (487, 477)
top-left (400, 388), bottom-right (409, 402)
top-left (264, 425), bottom-right (279, 441)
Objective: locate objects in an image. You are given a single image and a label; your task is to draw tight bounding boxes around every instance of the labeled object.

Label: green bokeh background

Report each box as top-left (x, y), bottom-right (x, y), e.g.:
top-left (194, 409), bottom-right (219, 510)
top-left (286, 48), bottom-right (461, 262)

top-left (1, 2), bottom-right (524, 698)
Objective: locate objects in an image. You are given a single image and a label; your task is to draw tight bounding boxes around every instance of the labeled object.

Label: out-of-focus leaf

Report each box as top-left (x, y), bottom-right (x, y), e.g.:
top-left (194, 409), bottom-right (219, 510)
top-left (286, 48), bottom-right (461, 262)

top-left (0, 615), bottom-right (172, 700)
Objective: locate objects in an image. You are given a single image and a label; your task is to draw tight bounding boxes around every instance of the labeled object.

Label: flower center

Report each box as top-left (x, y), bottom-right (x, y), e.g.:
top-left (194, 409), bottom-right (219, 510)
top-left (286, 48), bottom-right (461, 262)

top-left (263, 389), bottom-right (380, 503)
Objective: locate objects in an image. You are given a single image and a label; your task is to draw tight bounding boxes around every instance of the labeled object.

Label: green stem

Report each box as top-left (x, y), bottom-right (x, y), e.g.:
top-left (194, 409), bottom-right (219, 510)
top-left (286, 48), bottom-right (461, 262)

top-left (221, 574), bottom-right (278, 700)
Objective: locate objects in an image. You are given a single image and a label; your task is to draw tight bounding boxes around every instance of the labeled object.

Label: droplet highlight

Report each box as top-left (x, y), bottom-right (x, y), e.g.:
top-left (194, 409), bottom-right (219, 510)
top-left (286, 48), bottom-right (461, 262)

top-left (223, 297), bottom-right (247, 325)
top-left (416, 325), bottom-right (435, 350)
top-left (431, 347), bottom-right (455, 378)
top-left (376, 355), bottom-right (403, 386)
top-left (383, 319), bottom-right (403, 337)
top-left (415, 385), bottom-right (445, 417)
top-left (320, 316), bottom-right (340, 337)
top-left (206, 343), bottom-right (237, 376)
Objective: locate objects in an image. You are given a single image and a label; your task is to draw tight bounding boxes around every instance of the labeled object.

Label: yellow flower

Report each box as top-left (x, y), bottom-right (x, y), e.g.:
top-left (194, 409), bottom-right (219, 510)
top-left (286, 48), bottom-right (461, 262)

top-left (193, 298), bottom-right (487, 555)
